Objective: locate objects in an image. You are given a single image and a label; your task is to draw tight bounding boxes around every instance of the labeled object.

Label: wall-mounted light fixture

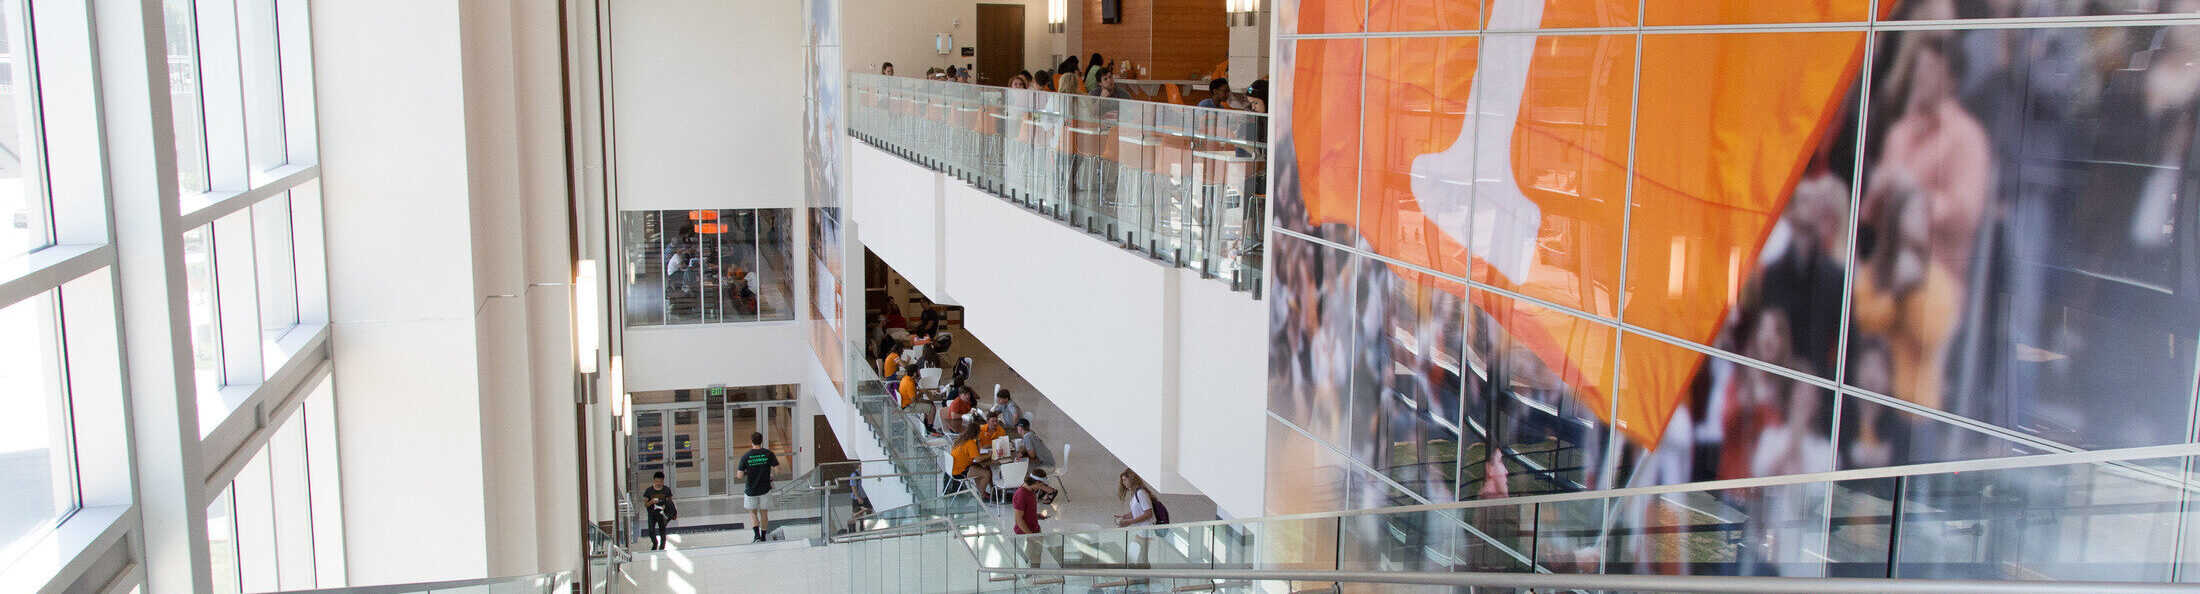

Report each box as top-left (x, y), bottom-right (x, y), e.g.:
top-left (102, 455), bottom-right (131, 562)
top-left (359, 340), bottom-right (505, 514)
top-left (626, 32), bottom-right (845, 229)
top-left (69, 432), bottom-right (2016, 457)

top-left (1229, 0), bottom-right (1261, 27)
top-left (573, 259), bottom-right (601, 374)
top-left (1048, 0), bottom-right (1066, 33)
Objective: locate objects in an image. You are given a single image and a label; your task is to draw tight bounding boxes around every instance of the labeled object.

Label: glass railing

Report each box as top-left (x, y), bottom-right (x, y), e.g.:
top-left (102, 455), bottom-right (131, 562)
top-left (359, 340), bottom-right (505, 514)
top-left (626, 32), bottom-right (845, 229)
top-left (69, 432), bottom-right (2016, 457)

top-left (984, 451), bottom-right (2199, 587)
top-left (273, 572), bottom-right (572, 593)
top-left (824, 447), bottom-right (2200, 591)
top-left (848, 73), bottom-right (1268, 295)
top-left (847, 347), bottom-right (961, 504)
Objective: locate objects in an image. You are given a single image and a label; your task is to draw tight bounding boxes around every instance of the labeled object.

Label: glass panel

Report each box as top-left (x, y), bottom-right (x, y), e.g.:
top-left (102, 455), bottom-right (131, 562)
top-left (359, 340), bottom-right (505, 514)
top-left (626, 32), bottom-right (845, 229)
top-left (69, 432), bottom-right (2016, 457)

top-left (718, 209), bottom-right (758, 323)
top-left (766, 404), bottom-right (796, 481)
top-left (253, 192), bottom-right (298, 350)
top-left (1264, 416), bottom-right (1352, 516)
top-left (705, 404), bottom-right (728, 496)
top-left (184, 224), bottom-right (222, 395)
top-left (622, 210), bottom-right (662, 326)
top-left (622, 209), bottom-right (797, 327)
top-left (1365, 0), bottom-right (1482, 33)
top-left (1268, 233), bottom-right (1357, 448)
top-left (208, 485), bottom-right (240, 594)
top-left (1884, 1), bottom-right (2200, 20)
top-left (1627, 31), bottom-right (1862, 380)
top-left (0, 291), bottom-right (71, 568)
top-left (1643, 0), bottom-right (1870, 25)
top-left (1472, 32), bottom-right (1633, 317)
top-left (1614, 334), bottom-right (1836, 487)
top-left (1851, 25), bottom-right (2200, 450)
top-left (1836, 393), bottom-right (2036, 469)
top-left (1356, 36), bottom-right (1478, 277)
top-left (1458, 291), bottom-right (1617, 498)
top-left (1604, 482), bottom-right (1833, 577)
top-left (1272, 38), bottom-right (1362, 245)
top-left (0, 0), bottom-right (46, 258)
top-left (671, 409), bottom-right (703, 492)
top-left (1481, 0), bottom-right (1635, 31)
top-left (236, 0), bottom-right (286, 172)
top-left (758, 208), bottom-right (795, 321)
top-left (1363, 267), bottom-right (1468, 503)
top-left (1892, 457), bottom-right (2184, 582)
top-left (164, 0), bottom-right (210, 195)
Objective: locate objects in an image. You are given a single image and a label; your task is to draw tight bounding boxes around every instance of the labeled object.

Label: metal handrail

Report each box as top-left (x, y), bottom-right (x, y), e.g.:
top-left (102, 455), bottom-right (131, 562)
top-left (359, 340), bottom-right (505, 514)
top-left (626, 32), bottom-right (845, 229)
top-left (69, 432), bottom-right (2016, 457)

top-left (984, 441), bottom-right (2200, 543)
top-left (271, 572), bottom-right (573, 594)
top-left (828, 517), bottom-right (960, 544)
top-left (967, 567), bottom-right (2200, 594)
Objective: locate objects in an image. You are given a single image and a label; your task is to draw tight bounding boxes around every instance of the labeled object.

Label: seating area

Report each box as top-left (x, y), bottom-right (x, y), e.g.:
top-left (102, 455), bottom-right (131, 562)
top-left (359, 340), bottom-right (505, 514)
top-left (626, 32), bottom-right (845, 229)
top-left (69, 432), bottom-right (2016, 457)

top-left (861, 267), bottom-right (1217, 535)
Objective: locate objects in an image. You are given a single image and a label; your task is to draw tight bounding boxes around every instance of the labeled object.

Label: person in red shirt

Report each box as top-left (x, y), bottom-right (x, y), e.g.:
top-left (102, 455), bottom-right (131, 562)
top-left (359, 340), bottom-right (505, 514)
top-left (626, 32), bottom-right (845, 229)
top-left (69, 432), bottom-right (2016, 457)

top-left (1012, 469), bottom-right (1057, 566)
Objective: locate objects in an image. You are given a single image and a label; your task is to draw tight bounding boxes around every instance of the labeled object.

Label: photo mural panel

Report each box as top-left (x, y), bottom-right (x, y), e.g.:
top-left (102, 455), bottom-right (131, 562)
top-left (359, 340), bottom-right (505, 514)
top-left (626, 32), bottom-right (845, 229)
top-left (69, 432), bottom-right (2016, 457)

top-left (806, 0), bottom-right (846, 393)
top-left (1268, 0), bottom-right (2200, 517)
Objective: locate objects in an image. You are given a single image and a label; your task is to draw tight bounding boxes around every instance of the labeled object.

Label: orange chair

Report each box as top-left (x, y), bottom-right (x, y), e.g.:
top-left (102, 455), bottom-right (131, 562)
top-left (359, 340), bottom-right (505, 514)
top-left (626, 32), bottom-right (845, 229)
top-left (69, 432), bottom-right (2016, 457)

top-left (1163, 84), bottom-right (1186, 105)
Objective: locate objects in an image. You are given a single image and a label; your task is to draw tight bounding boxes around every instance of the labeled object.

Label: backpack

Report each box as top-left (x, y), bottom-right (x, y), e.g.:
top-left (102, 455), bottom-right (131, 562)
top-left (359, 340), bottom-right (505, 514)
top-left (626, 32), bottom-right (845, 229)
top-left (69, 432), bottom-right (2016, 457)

top-left (1149, 490), bottom-right (1170, 525)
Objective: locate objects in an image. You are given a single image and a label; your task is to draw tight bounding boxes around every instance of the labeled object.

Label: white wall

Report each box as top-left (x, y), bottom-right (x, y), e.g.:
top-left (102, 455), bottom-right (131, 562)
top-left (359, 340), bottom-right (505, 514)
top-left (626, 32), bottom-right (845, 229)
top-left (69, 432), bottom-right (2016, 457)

top-left (621, 323), bottom-right (817, 392)
top-left (849, 142), bottom-right (947, 300)
top-left (609, 0), bottom-right (806, 211)
top-left (317, 0), bottom-right (579, 584)
top-left (843, 0), bottom-right (1067, 77)
top-left (1226, 5), bottom-right (1271, 86)
top-left (314, 0), bottom-right (489, 583)
top-left (848, 143), bottom-right (1269, 518)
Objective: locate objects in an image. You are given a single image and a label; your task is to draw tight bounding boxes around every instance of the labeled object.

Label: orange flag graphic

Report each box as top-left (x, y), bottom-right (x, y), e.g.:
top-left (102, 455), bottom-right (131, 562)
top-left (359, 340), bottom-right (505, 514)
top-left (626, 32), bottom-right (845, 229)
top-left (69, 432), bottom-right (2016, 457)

top-left (1292, 0), bottom-right (1878, 446)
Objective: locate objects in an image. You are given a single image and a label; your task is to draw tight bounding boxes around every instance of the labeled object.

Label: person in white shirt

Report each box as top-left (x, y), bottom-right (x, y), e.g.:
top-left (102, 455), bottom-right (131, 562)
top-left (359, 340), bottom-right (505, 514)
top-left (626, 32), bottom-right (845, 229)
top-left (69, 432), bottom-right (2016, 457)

top-left (1115, 469), bottom-right (1160, 566)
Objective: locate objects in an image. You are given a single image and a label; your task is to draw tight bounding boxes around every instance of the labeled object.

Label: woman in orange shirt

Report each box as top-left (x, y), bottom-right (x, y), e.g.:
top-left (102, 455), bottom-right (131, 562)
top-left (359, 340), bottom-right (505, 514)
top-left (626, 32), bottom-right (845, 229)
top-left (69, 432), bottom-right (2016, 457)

top-left (951, 426), bottom-right (994, 500)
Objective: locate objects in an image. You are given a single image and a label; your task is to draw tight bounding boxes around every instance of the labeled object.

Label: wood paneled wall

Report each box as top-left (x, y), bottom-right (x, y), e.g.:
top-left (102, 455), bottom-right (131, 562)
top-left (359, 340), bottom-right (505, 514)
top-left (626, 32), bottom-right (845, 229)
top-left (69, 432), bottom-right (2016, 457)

top-left (1077, 0), bottom-right (1226, 82)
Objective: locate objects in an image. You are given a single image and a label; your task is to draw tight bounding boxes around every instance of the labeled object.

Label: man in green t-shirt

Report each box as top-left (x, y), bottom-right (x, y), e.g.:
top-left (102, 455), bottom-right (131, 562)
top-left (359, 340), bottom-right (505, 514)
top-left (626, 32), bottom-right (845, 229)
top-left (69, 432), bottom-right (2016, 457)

top-left (737, 432), bottom-right (781, 542)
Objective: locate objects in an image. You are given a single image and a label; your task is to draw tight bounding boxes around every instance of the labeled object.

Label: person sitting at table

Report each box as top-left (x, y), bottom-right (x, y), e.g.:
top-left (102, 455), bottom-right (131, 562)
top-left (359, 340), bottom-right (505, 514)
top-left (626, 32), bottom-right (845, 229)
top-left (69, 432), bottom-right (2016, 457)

top-left (938, 388), bottom-right (974, 435)
top-left (978, 411), bottom-right (1009, 445)
top-left (881, 351), bottom-right (901, 378)
top-left (1014, 418), bottom-right (1056, 469)
top-left (1197, 78), bottom-right (1229, 108)
top-left (950, 425), bottom-right (996, 501)
top-left (991, 388), bottom-right (1024, 424)
top-left (898, 368), bottom-right (919, 409)
top-left (1091, 68), bottom-right (1131, 100)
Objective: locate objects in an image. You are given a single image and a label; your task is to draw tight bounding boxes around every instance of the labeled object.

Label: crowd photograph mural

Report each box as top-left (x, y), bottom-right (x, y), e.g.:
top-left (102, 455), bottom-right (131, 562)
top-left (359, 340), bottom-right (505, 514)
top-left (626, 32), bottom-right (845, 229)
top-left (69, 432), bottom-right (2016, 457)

top-left (1267, 0), bottom-right (2200, 581)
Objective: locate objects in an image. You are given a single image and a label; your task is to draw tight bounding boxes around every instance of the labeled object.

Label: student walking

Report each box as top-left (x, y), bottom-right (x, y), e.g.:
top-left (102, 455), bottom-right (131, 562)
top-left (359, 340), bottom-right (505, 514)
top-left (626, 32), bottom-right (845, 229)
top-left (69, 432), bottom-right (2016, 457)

top-left (642, 472), bottom-right (676, 550)
top-left (737, 432), bottom-right (781, 542)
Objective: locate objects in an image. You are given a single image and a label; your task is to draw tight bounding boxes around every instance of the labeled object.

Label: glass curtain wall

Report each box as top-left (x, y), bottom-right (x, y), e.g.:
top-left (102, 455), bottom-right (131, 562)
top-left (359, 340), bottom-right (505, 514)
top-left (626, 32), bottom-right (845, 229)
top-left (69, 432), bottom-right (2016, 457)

top-left (1, 0), bottom-right (332, 589)
top-left (620, 208), bottom-right (797, 326)
top-left (1267, 0), bottom-right (2200, 583)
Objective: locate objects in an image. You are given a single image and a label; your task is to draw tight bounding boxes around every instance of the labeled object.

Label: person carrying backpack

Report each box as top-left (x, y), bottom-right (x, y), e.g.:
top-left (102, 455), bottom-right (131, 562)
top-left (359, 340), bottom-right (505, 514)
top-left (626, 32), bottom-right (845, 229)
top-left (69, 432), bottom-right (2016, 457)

top-left (1114, 469), bottom-right (1168, 567)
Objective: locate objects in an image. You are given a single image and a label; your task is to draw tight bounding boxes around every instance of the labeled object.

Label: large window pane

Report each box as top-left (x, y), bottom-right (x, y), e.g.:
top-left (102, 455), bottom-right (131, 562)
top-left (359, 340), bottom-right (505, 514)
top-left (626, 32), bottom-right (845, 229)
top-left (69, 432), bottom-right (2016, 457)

top-left (621, 209), bottom-right (797, 328)
top-left (207, 485), bottom-right (239, 594)
top-left (758, 208), bottom-right (794, 321)
top-left (183, 224), bottom-right (222, 395)
top-left (0, 0), bottom-right (46, 258)
top-left (1850, 24), bottom-right (2200, 450)
top-left (164, 0), bottom-right (210, 195)
top-left (236, 0), bottom-right (285, 174)
top-left (253, 192), bottom-right (298, 348)
top-left (0, 291), bottom-right (73, 568)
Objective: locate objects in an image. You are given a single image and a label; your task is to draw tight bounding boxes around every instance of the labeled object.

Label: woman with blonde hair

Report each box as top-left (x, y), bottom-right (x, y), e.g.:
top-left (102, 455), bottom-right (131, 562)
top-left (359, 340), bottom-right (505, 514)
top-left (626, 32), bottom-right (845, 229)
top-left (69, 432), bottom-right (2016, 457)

top-left (1114, 469), bottom-right (1161, 566)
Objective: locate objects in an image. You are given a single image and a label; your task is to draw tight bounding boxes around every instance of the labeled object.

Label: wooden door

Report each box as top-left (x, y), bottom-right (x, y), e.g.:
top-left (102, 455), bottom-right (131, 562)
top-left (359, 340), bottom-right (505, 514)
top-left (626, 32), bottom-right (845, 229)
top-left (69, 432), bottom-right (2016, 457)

top-left (975, 4), bottom-right (1025, 86)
